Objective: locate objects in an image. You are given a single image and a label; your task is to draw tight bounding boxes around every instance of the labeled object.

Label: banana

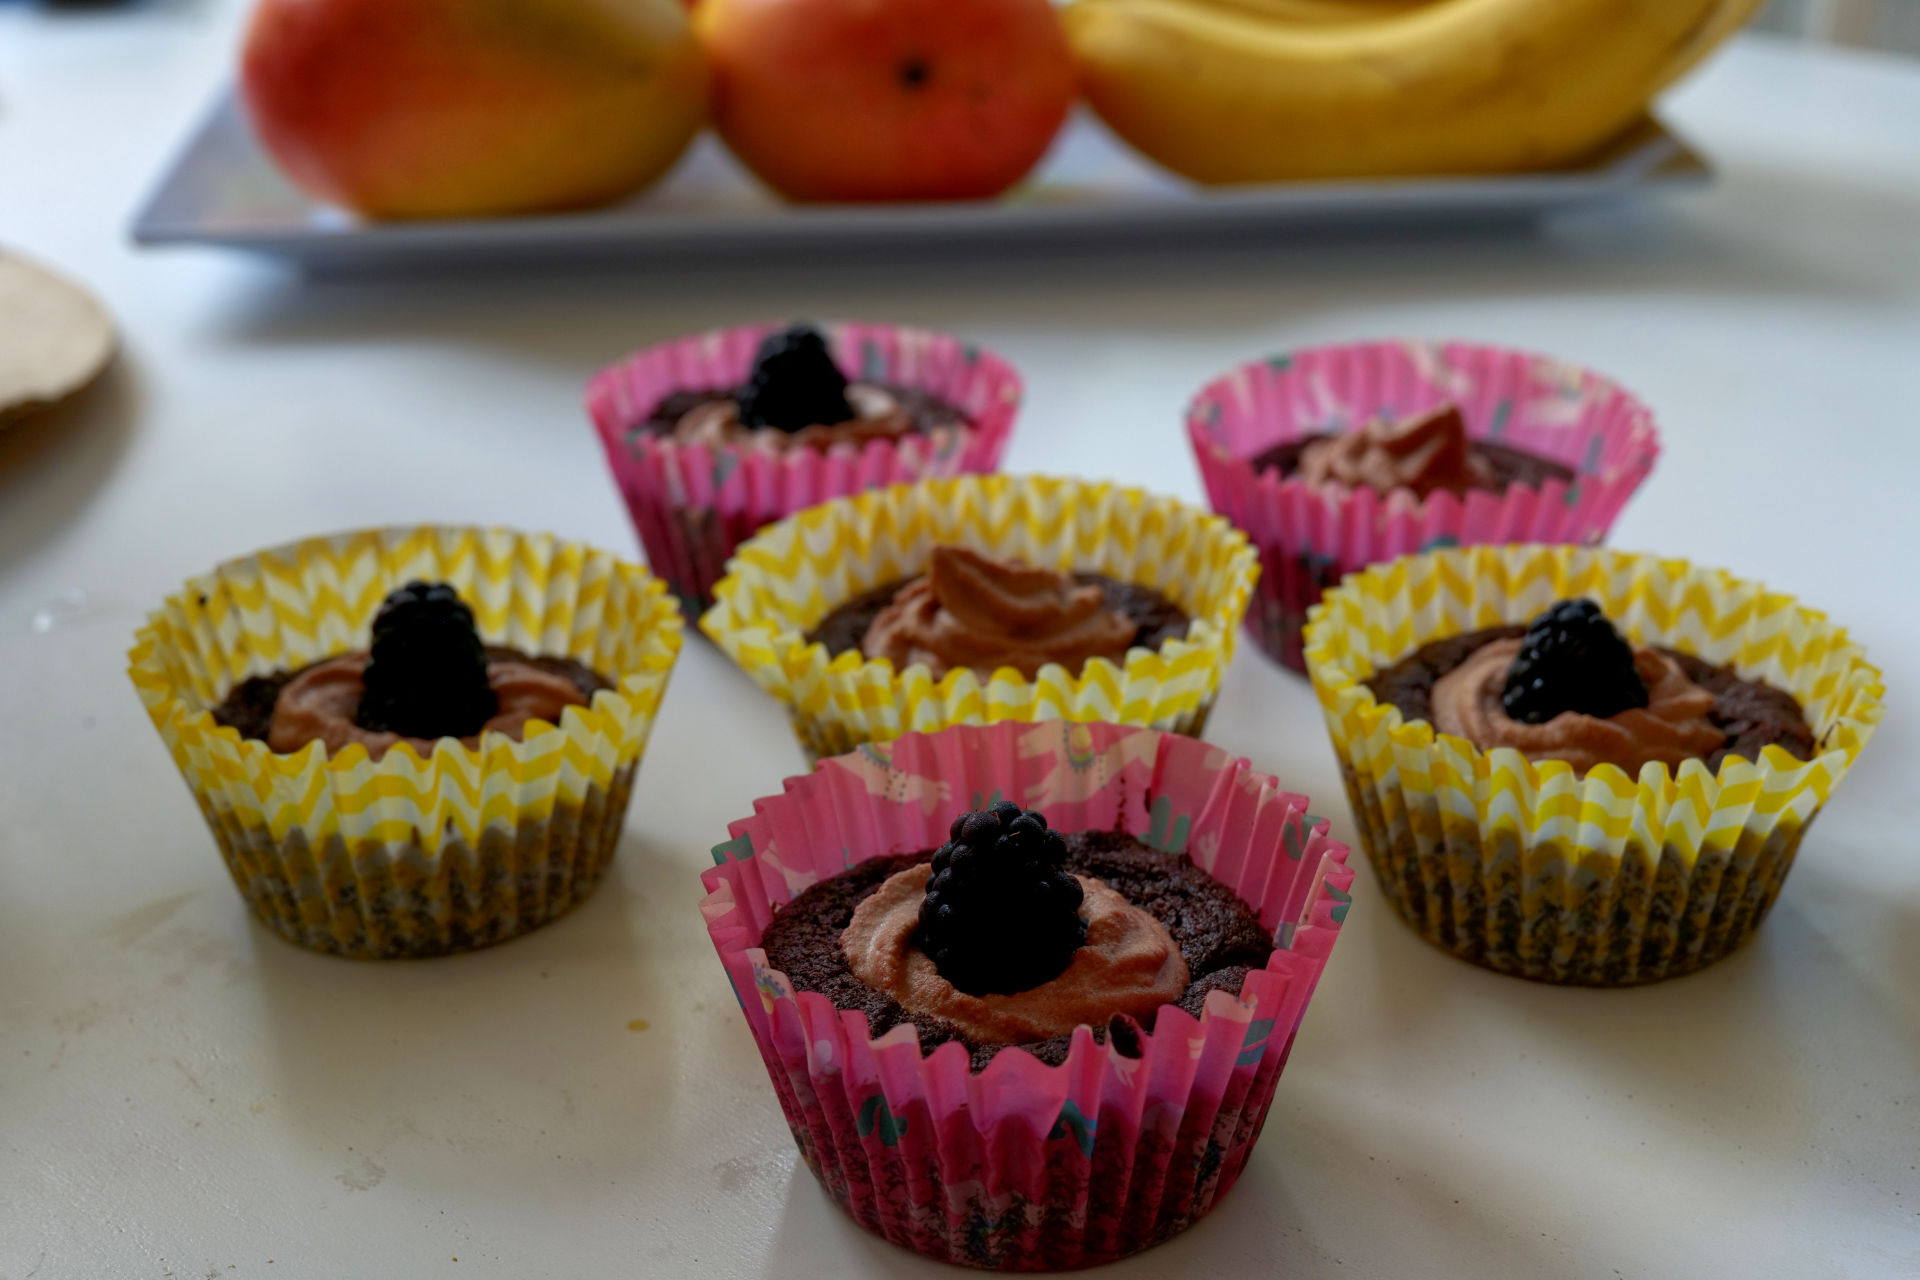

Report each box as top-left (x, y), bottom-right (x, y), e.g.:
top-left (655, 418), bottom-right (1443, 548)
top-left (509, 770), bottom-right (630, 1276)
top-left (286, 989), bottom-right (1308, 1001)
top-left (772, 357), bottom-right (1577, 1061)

top-left (1182, 0), bottom-right (1434, 23)
top-left (1064, 0), bottom-right (1765, 183)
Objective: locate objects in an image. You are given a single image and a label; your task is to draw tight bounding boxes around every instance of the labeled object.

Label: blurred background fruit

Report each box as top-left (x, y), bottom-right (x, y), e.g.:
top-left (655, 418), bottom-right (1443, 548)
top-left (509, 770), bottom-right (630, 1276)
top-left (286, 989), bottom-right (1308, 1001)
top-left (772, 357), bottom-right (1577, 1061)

top-left (241, 0), bottom-right (709, 219)
top-left (696, 0), bottom-right (1075, 202)
top-left (1064, 0), bottom-right (1766, 184)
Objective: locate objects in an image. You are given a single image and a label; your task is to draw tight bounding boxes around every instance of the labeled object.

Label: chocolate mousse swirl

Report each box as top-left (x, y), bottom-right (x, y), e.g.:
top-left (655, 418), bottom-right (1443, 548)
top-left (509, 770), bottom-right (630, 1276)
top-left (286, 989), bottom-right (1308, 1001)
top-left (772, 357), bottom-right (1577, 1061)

top-left (1298, 403), bottom-right (1496, 499)
top-left (861, 546), bottom-right (1141, 680)
top-left (840, 863), bottom-right (1190, 1045)
top-left (267, 653), bottom-right (588, 760)
top-left (1431, 638), bottom-right (1725, 776)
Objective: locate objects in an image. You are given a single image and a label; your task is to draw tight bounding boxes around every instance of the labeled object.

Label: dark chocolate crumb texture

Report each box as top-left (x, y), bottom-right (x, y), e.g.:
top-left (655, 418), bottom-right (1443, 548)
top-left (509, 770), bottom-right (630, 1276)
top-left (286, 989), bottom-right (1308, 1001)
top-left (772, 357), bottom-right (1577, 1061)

top-left (1251, 434), bottom-right (1574, 491)
top-left (1366, 623), bottom-right (1818, 772)
top-left (637, 384), bottom-right (963, 439)
top-left (759, 829), bottom-right (1273, 1073)
top-left (637, 324), bottom-right (962, 440)
top-left (807, 573), bottom-right (1192, 663)
top-left (212, 648), bottom-right (611, 745)
top-left (209, 581), bottom-right (610, 748)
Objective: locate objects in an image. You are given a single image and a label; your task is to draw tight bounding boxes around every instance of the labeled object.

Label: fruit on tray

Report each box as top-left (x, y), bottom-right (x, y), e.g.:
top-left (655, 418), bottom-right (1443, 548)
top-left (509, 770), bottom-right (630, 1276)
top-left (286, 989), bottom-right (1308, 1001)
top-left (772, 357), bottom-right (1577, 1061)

top-left (696, 0), bottom-right (1075, 201)
top-left (241, 0), bottom-right (709, 219)
top-left (1063, 0), bottom-right (1764, 183)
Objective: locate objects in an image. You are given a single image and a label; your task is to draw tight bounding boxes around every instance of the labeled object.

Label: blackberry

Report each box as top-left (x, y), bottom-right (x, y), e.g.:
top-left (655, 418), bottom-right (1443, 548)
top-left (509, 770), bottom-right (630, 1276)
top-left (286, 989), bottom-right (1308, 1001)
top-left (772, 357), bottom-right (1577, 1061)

top-left (354, 581), bottom-right (498, 739)
top-left (737, 323), bottom-right (855, 431)
top-left (916, 800), bottom-right (1089, 997)
top-left (1500, 597), bottom-right (1649, 724)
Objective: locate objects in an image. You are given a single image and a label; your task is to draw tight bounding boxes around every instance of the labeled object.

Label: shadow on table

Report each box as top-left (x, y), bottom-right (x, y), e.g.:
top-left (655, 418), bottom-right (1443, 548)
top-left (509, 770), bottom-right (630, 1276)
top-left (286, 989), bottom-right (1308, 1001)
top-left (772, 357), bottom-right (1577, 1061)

top-left (242, 830), bottom-right (676, 1196)
top-left (0, 354), bottom-right (137, 579)
top-left (755, 1168), bottom-right (949, 1280)
top-left (1877, 896), bottom-right (1920, 1048)
top-left (748, 1101), bottom-right (1568, 1278)
top-left (194, 161), bottom-right (1920, 378)
top-left (1376, 897), bottom-right (1820, 1167)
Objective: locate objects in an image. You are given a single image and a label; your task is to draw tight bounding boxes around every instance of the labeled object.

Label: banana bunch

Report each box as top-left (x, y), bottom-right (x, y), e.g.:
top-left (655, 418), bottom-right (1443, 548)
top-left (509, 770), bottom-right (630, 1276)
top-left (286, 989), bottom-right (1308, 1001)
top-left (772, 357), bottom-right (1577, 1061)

top-left (1063, 0), bottom-right (1763, 182)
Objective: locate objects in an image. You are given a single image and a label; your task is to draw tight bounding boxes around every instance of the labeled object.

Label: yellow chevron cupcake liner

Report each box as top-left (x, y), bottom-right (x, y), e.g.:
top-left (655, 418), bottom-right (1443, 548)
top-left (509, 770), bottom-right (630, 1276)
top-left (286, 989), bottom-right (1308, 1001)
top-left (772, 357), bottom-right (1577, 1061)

top-left (129, 526), bottom-right (684, 959)
top-left (699, 474), bottom-right (1259, 761)
top-left (1303, 545), bottom-right (1881, 986)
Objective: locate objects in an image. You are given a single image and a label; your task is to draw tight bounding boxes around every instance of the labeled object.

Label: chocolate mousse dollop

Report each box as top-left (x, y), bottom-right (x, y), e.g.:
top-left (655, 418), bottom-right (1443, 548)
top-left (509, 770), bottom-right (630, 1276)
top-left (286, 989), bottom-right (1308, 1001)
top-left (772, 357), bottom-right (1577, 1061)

top-left (267, 653), bottom-right (588, 759)
top-left (1298, 403), bottom-right (1497, 499)
top-left (860, 546), bottom-right (1141, 680)
top-left (667, 323), bottom-right (946, 454)
top-left (1430, 637), bottom-right (1724, 776)
top-left (263, 579), bottom-right (591, 760)
top-left (672, 381), bottom-right (919, 452)
top-left (841, 802), bottom-right (1190, 1045)
top-left (841, 864), bottom-right (1189, 1044)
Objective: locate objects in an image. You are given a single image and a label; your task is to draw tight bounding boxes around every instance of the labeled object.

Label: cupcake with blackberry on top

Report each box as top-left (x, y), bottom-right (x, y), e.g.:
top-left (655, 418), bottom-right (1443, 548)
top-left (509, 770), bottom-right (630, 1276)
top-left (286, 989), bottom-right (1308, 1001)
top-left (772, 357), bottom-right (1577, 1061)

top-left (703, 720), bottom-right (1353, 1269)
top-left (214, 580), bottom-right (611, 761)
top-left (588, 320), bottom-right (1021, 614)
top-left (699, 473), bottom-right (1258, 761)
top-left (1304, 543), bottom-right (1882, 986)
top-left (129, 527), bottom-right (683, 959)
top-left (1187, 339), bottom-right (1660, 671)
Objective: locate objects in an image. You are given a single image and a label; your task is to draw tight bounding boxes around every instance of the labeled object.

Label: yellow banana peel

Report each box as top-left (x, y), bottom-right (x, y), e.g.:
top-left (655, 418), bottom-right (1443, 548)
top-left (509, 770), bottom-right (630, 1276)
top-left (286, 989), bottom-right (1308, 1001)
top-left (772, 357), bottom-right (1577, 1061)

top-left (1065, 0), bottom-right (1765, 182)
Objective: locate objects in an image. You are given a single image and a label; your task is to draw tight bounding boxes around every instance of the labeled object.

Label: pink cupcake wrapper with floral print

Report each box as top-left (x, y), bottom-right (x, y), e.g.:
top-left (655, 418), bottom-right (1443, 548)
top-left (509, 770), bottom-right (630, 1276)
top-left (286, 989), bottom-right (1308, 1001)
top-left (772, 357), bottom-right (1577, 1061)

top-left (701, 721), bottom-right (1352, 1270)
top-left (589, 321), bottom-right (1022, 613)
top-left (1186, 339), bottom-right (1660, 671)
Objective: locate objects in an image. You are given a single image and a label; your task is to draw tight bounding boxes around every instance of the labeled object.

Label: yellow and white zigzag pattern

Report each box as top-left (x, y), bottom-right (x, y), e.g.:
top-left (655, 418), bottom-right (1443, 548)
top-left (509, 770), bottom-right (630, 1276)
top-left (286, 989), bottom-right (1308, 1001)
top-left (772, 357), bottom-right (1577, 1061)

top-left (1304, 545), bottom-right (1882, 870)
top-left (129, 526), bottom-right (684, 853)
top-left (700, 475), bottom-right (1259, 759)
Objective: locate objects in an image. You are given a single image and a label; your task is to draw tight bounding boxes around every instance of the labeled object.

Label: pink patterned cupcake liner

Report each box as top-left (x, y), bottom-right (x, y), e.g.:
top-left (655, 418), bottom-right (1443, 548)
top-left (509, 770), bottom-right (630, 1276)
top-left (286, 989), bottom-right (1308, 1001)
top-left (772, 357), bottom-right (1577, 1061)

top-left (701, 721), bottom-right (1352, 1269)
top-left (588, 321), bottom-right (1022, 615)
top-left (1187, 339), bottom-right (1660, 672)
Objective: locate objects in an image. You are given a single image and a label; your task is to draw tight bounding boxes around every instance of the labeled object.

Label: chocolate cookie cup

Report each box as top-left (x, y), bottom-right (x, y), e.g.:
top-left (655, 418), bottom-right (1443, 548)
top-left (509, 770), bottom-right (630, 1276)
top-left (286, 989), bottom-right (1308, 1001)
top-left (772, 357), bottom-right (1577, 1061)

top-left (1187, 339), bottom-right (1660, 672)
top-left (128, 527), bottom-right (684, 959)
top-left (1304, 545), bottom-right (1882, 986)
top-left (699, 474), bottom-right (1260, 761)
top-left (588, 320), bottom-right (1021, 616)
top-left (702, 720), bottom-right (1352, 1269)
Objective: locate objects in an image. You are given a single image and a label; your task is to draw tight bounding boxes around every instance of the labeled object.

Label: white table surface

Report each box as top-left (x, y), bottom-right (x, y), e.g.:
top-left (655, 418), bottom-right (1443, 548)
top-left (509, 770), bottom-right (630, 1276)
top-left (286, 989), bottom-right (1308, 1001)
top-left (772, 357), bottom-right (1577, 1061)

top-left (3, 8), bottom-right (1918, 1278)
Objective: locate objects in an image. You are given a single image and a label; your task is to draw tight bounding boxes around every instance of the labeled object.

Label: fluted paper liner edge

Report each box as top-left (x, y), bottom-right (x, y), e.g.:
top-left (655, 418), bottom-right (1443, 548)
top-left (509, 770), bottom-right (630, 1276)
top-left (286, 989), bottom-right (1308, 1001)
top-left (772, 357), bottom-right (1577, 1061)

top-left (588, 320), bottom-right (1021, 614)
top-left (1188, 339), bottom-right (1660, 671)
top-left (1302, 543), bottom-right (1881, 985)
top-left (699, 473), bottom-right (1259, 761)
top-left (128, 525), bottom-right (684, 959)
top-left (701, 720), bottom-right (1352, 1269)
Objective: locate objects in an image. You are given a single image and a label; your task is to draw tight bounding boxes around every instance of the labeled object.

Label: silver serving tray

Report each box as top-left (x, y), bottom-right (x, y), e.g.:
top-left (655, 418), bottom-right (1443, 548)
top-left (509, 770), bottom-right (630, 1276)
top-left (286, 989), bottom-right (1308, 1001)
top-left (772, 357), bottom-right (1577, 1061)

top-left (131, 90), bottom-right (1709, 273)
